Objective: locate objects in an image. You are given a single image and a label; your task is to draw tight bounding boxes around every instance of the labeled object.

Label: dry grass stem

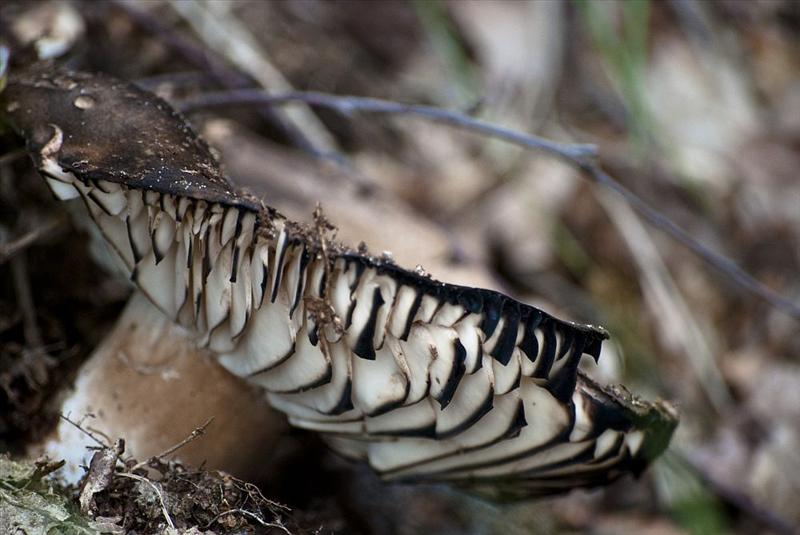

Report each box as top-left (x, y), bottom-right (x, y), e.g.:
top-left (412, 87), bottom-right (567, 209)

top-left (595, 189), bottom-right (732, 412)
top-left (168, 0), bottom-right (337, 155)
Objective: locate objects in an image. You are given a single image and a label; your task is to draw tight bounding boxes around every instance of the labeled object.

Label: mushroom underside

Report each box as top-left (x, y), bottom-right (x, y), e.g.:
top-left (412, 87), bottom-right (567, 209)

top-left (3, 68), bottom-right (677, 497)
top-left (37, 158), bottom-right (676, 495)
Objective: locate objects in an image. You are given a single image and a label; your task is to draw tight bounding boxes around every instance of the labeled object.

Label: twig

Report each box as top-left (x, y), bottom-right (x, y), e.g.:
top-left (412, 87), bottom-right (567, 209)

top-left (116, 473), bottom-right (175, 530)
top-left (585, 164), bottom-right (800, 320)
top-left (0, 216), bottom-right (68, 266)
top-left (177, 90), bottom-right (598, 162)
top-left (11, 253), bottom-right (46, 360)
top-left (168, 0), bottom-right (337, 154)
top-left (108, 0), bottom-right (250, 88)
top-left (59, 414), bottom-right (114, 452)
top-left (177, 89), bottom-right (800, 321)
top-left (115, 0), bottom-right (373, 189)
top-left (109, 0), bottom-right (311, 154)
top-left (10, 253), bottom-right (57, 387)
top-left (130, 417), bottom-right (215, 472)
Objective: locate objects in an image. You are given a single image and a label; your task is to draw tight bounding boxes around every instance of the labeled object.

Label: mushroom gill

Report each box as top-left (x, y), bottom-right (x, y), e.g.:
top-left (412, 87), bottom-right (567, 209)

top-left (2, 66), bottom-right (677, 498)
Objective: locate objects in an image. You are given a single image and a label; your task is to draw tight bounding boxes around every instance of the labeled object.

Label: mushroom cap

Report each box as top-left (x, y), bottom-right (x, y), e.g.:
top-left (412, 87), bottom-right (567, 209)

top-left (2, 66), bottom-right (257, 211)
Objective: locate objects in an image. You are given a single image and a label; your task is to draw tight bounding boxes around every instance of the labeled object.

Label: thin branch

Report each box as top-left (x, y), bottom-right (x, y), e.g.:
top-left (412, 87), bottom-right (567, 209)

top-left (11, 251), bottom-right (57, 386)
top-left (177, 89), bottom-right (800, 321)
top-left (59, 413), bottom-right (112, 451)
top-left (109, 0), bottom-right (312, 154)
top-left (130, 417), bottom-right (214, 472)
top-left (116, 1), bottom-right (376, 192)
top-left (0, 216), bottom-right (68, 266)
top-left (177, 90), bottom-right (598, 163)
top-left (168, 0), bottom-right (338, 153)
top-left (585, 165), bottom-right (800, 320)
top-left (11, 253), bottom-right (40, 350)
top-left (108, 0), bottom-right (249, 88)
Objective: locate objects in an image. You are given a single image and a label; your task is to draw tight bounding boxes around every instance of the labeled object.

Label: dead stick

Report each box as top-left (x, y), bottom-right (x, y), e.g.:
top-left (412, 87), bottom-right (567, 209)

top-left (0, 216), bottom-right (67, 266)
top-left (59, 414), bottom-right (114, 452)
top-left (130, 417), bottom-right (215, 472)
top-left (178, 90), bottom-right (596, 162)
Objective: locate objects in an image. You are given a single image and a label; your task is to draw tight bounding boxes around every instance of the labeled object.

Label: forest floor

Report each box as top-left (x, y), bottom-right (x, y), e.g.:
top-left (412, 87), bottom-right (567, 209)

top-left (1, 1), bottom-right (799, 534)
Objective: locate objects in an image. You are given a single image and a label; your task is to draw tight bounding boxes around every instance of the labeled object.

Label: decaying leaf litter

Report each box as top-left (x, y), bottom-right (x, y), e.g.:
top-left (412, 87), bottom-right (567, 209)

top-left (1, 1), bottom-right (799, 534)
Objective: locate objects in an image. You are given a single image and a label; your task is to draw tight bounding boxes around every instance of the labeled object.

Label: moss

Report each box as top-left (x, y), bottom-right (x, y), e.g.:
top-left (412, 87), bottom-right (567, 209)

top-left (0, 456), bottom-right (101, 535)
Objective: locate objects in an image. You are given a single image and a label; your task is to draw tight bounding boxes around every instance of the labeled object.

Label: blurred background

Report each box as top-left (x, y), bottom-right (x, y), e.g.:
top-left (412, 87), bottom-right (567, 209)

top-left (1, 1), bottom-right (799, 534)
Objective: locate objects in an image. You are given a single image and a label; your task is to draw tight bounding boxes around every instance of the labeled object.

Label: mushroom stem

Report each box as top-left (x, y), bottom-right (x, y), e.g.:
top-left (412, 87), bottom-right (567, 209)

top-left (31, 292), bottom-right (286, 484)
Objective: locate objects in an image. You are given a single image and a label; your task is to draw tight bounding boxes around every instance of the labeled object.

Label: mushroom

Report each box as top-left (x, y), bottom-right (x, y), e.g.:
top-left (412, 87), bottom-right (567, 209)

top-left (2, 66), bottom-right (677, 497)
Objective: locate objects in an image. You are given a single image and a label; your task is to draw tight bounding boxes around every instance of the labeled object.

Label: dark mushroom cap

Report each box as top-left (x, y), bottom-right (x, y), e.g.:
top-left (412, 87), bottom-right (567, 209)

top-left (2, 66), bottom-right (257, 211)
